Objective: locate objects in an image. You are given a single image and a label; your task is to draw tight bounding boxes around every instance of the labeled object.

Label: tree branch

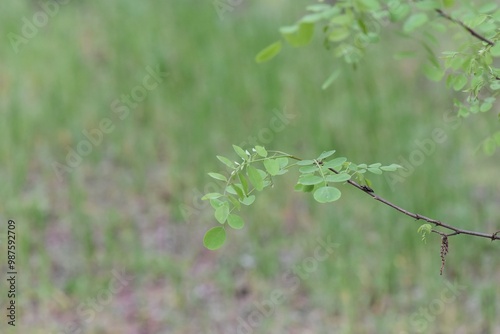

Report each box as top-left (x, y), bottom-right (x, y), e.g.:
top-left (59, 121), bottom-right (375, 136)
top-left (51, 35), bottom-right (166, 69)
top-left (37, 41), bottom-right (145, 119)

top-left (328, 167), bottom-right (500, 241)
top-left (435, 9), bottom-right (495, 46)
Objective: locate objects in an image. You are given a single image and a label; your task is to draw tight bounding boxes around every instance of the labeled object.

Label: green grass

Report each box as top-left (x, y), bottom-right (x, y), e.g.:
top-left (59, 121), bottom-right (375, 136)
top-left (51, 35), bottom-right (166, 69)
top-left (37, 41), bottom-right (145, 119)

top-left (1, 1), bottom-right (499, 333)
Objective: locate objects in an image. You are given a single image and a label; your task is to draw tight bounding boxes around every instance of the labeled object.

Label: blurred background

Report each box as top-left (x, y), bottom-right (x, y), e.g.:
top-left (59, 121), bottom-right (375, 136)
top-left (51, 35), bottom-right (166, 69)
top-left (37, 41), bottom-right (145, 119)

top-left (1, 1), bottom-right (499, 333)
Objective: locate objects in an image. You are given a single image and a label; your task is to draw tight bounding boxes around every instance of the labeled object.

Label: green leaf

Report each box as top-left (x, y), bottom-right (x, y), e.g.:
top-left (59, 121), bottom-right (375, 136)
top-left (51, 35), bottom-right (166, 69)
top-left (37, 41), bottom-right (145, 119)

top-left (325, 173), bottom-right (351, 182)
top-left (233, 145), bottom-right (248, 160)
top-left (281, 23), bottom-right (315, 47)
top-left (303, 184), bottom-right (315, 192)
top-left (210, 198), bottom-right (224, 209)
top-left (417, 223), bottom-right (432, 235)
top-left (367, 167), bottom-right (382, 174)
top-left (238, 173), bottom-right (249, 195)
top-left (208, 173), bottom-right (227, 182)
top-left (255, 145), bottom-right (268, 157)
top-left (247, 165), bottom-right (264, 191)
top-left (299, 165), bottom-right (319, 174)
top-left (202, 192), bottom-right (223, 200)
top-left (480, 102), bottom-right (493, 112)
top-left (240, 195), bottom-right (256, 206)
top-left (328, 27), bottom-right (350, 42)
top-left (423, 63), bottom-right (444, 82)
top-left (255, 41), bottom-right (282, 63)
top-left (300, 13), bottom-right (327, 24)
top-left (380, 164), bottom-right (403, 171)
top-left (322, 157), bottom-right (347, 169)
top-left (225, 185), bottom-right (237, 195)
top-left (263, 159), bottom-right (280, 175)
top-left (318, 150), bottom-right (336, 160)
top-left (217, 155), bottom-right (235, 168)
top-left (314, 186), bottom-right (342, 203)
top-left (390, 3), bottom-right (411, 22)
top-left (214, 202), bottom-right (230, 224)
top-left (277, 157), bottom-right (289, 168)
top-left (445, 56), bottom-right (465, 70)
top-left (403, 13), bottom-right (428, 33)
top-left (330, 14), bottom-right (353, 26)
top-left (298, 174), bottom-right (324, 185)
top-left (452, 74), bottom-right (468, 91)
top-left (322, 69), bottom-right (341, 90)
top-left (365, 178), bottom-right (373, 189)
top-left (203, 226), bottom-right (226, 250)
top-left (227, 214), bottom-right (244, 229)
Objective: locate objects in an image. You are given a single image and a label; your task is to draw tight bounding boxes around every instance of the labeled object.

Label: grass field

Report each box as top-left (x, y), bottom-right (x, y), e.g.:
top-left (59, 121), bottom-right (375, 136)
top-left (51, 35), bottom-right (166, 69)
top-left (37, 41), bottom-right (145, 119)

top-left (1, 1), bottom-right (499, 333)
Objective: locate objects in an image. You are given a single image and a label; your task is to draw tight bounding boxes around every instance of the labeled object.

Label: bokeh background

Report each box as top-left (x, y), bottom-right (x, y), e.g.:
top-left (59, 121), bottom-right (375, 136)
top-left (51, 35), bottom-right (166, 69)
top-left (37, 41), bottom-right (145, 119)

top-left (1, 1), bottom-right (500, 333)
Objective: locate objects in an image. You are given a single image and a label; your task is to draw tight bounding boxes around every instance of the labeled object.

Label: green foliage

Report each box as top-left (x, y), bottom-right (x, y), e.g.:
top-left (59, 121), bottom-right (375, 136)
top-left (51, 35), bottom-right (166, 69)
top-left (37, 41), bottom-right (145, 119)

top-left (255, 41), bottom-right (282, 63)
top-left (202, 146), bottom-right (403, 249)
top-left (418, 223), bottom-right (433, 243)
top-left (203, 226), bottom-right (226, 250)
top-left (205, 0), bottom-right (500, 250)
top-left (256, 0), bottom-right (500, 116)
top-left (479, 130), bottom-right (500, 155)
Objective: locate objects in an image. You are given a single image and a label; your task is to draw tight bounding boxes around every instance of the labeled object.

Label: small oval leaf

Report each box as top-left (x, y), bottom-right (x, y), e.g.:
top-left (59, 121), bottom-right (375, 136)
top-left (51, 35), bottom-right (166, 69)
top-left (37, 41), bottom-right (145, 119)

top-left (227, 214), bottom-right (244, 229)
top-left (203, 226), bottom-right (226, 250)
top-left (314, 186), bottom-right (342, 203)
top-left (233, 145), bottom-right (249, 160)
top-left (247, 166), bottom-right (264, 191)
top-left (318, 150), bottom-right (336, 160)
top-left (208, 173), bottom-right (227, 182)
top-left (202, 192), bottom-right (223, 200)
top-left (240, 195), bottom-right (256, 206)
top-left (322, 157), bottom-right (347, 169)
top-left (256, 41), bottom-right (282, 63)
top-left (263, 159), bottom-right (280, 176)
top-left (281, 22), bottom-right (315, 47)
top-left (217, 155), bottom-right (235, 168)
top-left (299, 165), bottom-right (319, 174)
top-left (255, 145), bottom-right (268, 157)
top-left (299, 175), bottom-right (324, 185)
top-left (325, 173), bottom-right (351, 182)
top-left (215, 202), bottom-right (230, 224)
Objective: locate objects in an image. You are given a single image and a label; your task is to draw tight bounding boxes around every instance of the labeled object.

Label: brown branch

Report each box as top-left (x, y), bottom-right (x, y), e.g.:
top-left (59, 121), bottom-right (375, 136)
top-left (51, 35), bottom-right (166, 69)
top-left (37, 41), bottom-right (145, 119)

top-left (435, 9), bottom-right (495, 46)
top-left (328, 168), bottom-right (500, 241)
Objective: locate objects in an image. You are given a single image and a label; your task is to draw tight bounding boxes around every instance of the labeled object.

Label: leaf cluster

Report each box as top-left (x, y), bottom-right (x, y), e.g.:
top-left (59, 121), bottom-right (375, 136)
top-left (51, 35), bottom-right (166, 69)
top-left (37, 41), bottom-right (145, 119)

top-left (256, 0), bottom-right (500, 113)
top-left (202, 146), bottom-right (402, 250)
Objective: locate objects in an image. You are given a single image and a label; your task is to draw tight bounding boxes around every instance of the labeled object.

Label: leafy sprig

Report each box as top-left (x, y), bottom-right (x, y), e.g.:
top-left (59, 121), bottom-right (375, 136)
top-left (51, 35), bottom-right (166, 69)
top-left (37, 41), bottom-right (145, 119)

top-left (255, 0), bottom-right (500, 115)
top-left (202, 145), bottom-right (403, 250)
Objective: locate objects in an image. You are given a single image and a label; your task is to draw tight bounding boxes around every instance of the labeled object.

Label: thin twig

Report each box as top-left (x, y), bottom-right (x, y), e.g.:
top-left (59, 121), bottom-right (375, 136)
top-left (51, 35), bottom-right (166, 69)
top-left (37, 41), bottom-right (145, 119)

top-left (328, 168), bottom-right (500, 241)
top-left (435, 9), bottom-right (495, 46)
